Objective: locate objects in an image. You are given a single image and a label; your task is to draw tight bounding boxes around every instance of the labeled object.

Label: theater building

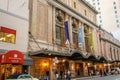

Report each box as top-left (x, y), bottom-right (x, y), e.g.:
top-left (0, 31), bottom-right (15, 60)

top-left (0, 0), bottom-right (120, 80)
top-left (28, 0), bottom-right (107, 79)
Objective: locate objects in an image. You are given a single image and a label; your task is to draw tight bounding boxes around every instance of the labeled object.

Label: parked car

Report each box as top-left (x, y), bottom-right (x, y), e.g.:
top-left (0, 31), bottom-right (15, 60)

top-left (111, 67), bottom-right (120, 75)
top-left (7, 73), bottom-right (38, 80)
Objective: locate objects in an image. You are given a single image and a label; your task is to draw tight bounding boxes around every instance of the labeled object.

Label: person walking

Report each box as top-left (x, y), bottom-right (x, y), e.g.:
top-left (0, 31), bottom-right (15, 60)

top-left (60, 71), bottom-right (63, 79)
top-left (46, 71), bottom-right (49, 80)
top-left (88, 70), bottom-right (91, 76)
top-left (67, 70), bottom-right (71, 80)
top-left (55, 70), bottom-right (59, 80)
top-left (64, 71), bottom-right (67, 80)
top-left (100, 69), bottom-right (103, 77)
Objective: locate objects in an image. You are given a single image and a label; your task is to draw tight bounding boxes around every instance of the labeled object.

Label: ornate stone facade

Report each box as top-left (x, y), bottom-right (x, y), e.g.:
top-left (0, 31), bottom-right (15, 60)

top-left (29, 0), bottom-right (120, 79)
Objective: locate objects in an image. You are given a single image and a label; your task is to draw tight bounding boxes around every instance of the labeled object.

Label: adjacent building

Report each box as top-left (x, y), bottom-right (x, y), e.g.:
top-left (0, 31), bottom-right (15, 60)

top-left (99, 28), bottom-right (120, 68)
top-left (0, 0), bottom-right (32, 79)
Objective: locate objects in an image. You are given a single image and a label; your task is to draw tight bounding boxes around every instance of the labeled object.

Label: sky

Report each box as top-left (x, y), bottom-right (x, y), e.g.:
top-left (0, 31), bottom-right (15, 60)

top-left (112, 29), bottom-right (120, 41)
top-left (86, 0), bottom-right (120, 41)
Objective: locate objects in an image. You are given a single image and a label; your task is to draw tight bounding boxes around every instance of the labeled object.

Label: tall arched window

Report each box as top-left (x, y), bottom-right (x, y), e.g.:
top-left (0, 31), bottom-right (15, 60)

top-left (55, 8), bottom-right (65, 46)
top-left (110, 47), bottom-right (113, 60)
top-left (72, 17), bottom-right (79, 48)
top-left (114, 48), bottom-right (116, 60)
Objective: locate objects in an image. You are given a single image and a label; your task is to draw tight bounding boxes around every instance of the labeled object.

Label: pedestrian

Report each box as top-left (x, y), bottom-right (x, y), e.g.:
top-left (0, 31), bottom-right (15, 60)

top-left (90, 70), bottom-right (93, 78)
top-left (64, 71), bottom-right (67, 80)
top-left (40, 75), bottom-right (44, 80)
top-left (67, 70), bottom-right (71, 80)
top-left (1, 73), bottom-right (5, 80)
top-left (43, 76), bottom-right (47, 80)
top-left (55, 70), bottom-right (59, 80)
top-left (46, 71), bottom-right (49, 80)
top-left (88, 70), bottom-right (91, 76)
top-left (100, 69), bottom-right (103, 77)
top-left (60, 71), bottom-right (63, 79)
top-left (23, 69), bottom-right (28, 74)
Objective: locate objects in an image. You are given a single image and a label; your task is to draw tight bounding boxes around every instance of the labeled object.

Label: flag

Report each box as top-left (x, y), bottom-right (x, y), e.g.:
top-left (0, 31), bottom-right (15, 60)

top-left (78, 28), bottom-right (82, 47)
top-left (64, 21), bottom-right (70, 44)
top-left (89, 32), bottom-right (94, 51)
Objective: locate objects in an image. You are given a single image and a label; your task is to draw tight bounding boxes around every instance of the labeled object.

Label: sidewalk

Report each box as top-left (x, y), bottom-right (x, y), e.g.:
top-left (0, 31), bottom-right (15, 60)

top-left (71, 76), bottom-right (100, 80)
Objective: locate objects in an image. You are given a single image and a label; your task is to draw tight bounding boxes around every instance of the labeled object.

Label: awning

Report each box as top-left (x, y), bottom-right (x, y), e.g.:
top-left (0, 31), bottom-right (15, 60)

top-left (86, 53), bottom-right (98, 61)
top-left (29, 49), bottom-right (71, 58)
top-left (69, 51), bottom-right (86, 60)
top-left (98, 56), bottom-right (108, 63)
top-left (0, 50), bottom-right (24, 64)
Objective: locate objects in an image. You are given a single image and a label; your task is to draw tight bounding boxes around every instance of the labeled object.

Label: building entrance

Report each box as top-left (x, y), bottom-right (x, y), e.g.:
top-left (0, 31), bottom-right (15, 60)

top-left (75, 63), bottom-right (83, 77)
top-left (56, 60), bottom-right (69, 79)
top-left (30, 57), bottom-right (50, 79)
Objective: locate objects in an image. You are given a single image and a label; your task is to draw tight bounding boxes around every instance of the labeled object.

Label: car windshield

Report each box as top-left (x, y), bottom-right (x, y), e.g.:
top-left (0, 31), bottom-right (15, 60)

top-left (7, 74), bottom-right (20, 79)
top-left (19, 75), bottom-right (32, 78)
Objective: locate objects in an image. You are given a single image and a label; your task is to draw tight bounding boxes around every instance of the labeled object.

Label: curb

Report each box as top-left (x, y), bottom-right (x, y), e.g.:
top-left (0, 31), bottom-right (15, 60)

top-left (71, 76), bottom-right (99, 80)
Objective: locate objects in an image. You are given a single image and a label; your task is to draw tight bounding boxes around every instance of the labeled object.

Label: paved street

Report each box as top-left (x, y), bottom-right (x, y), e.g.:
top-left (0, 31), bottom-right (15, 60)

top-left (72, 74), bottom-right (120, 80)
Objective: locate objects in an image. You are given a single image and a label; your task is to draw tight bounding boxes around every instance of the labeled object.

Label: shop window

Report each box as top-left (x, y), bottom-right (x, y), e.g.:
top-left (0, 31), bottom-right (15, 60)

top-left (30, 59), bottom-right (50, 78)
top-left (0, 27), bottom-right (16, 44)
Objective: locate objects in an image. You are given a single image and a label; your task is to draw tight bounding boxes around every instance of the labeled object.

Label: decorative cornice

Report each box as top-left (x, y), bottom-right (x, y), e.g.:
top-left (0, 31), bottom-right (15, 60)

top-left (79, 0), bottom-right (98, 14)
top-left (48, 0), bottom-right (99, 28)
top-left (100, 37), bottom-right (120, 47)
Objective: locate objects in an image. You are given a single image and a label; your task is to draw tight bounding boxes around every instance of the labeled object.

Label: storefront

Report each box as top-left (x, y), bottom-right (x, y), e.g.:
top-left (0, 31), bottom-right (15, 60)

top-left (86, 55), bottom-right (108, 76)
top-left (29, 49), bottom-right (71, 80)
top-left (29, 49), bottom-right (109, 79)
top-left (69, 51), bottom-right (86, 77)
top-left (0, 50), bottom-right (24, 80)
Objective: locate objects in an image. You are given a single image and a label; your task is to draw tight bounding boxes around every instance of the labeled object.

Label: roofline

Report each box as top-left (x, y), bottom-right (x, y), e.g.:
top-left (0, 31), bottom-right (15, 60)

top-left (48, 0), bottom-right (99, 28)
top-left (79, 0), bottom-right (98, 14)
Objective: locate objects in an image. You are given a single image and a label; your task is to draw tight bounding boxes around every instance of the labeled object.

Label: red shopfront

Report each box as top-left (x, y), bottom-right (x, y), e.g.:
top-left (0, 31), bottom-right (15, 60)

top-left (0, 50), bottom-right (24, 80)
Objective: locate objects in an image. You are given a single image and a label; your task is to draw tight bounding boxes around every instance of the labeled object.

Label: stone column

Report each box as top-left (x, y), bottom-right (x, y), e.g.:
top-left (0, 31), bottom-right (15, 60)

top-left (69, 61), bottom-right (75, 77)
top-left (50, 58), bottom-right (53, 80)
top-left (81, 23), bottom-right (86, 51)
top-left (83, 62), bottom-right (88, 76)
